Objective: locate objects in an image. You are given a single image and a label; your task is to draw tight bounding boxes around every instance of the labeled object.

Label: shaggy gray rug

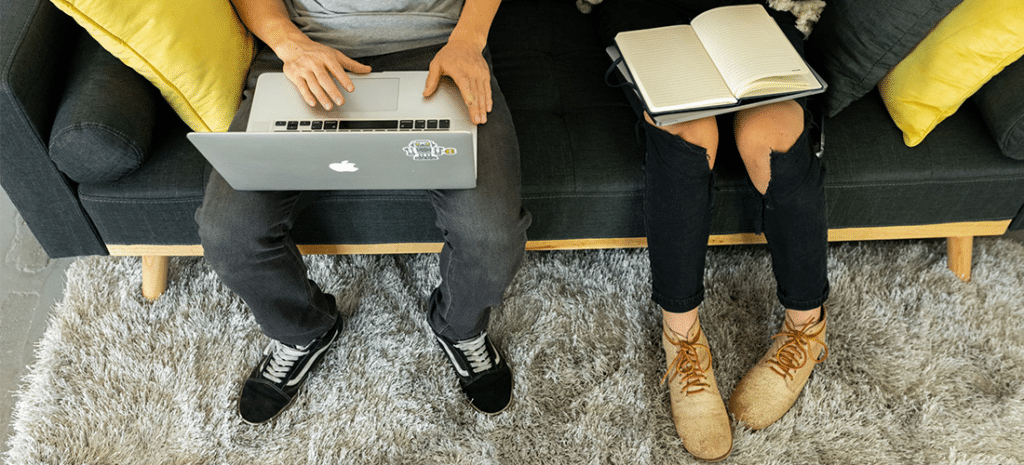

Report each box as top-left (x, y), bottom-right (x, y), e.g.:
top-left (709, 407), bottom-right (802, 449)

top-left (6, 238), bottom-right (1024, 464)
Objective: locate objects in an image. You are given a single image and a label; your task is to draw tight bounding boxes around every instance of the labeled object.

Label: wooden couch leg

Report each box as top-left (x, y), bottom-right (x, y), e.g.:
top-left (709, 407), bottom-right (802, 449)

top-left (142, 255), bottom-right (170, 300)
top-left (947, 236), bottom-right (973, 282)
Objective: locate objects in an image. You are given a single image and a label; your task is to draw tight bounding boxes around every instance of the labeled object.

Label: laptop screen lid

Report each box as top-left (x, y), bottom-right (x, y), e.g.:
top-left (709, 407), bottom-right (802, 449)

top-left (187, 71), bottom-right (476, 191)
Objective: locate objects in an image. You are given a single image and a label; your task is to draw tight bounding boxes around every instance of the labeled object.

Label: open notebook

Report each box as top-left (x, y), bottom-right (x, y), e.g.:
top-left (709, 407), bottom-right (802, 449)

top-left (609, 4), bottom-right (825, 125)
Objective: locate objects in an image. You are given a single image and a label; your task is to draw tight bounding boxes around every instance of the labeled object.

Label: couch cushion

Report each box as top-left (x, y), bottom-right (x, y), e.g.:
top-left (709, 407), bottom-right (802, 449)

top-left (49, 36), bottom-right (158, 183)
top-left (490, 0), bottom-right (648, 240)
top-left (973, 57), bottom-right (1024, 160)
top-left (878, 0), bottom-right (1024, 147)
top-left (49, 0), bottom-right (255, 132)
top-left (808, 0), bottom-right (961, 118)
top-left (821, 90), bottom-right (1024, 229)
top-left (74, 0), bottom-right (1024, 251)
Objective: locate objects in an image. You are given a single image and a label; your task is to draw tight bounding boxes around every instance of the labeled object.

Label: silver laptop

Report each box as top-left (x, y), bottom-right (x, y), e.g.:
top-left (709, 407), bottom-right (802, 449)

top-left (187, 71), bottom-right (477, 190)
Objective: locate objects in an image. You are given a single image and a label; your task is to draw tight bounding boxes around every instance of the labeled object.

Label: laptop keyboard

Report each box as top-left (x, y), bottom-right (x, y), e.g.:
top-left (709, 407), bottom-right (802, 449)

top-left (273, 119), bottom-right (451, 132)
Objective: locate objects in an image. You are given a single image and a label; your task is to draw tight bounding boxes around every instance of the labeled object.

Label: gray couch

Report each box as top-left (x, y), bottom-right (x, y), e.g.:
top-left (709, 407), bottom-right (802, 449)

top-left (4, 0), bottom-right (1024, 298)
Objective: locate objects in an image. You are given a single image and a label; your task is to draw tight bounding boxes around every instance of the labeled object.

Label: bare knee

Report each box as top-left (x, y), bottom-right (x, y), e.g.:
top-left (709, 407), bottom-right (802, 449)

top-left (645, 113), bottom-right (719, 167)
top-left (734, 100), bottom-right (804, 156)
top-left (734, 101), bottom-right (805, 194)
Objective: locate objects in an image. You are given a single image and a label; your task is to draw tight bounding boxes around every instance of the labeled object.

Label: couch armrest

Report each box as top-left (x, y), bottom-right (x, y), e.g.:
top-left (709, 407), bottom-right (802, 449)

top-left (50, 35), bottom-right (160, 183)
top-left (1, 0), bottom-right (107, 257)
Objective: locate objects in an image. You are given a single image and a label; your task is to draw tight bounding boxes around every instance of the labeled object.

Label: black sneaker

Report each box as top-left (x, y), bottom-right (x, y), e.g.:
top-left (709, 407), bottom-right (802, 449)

top-left (435, 331), bottom-right (513, 415)
top-left (238, 305), bottom-right (342, 425)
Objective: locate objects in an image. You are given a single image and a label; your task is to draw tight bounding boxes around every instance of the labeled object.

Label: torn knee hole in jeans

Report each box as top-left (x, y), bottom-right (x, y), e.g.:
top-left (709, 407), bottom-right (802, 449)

top-left (750, 149), bottom-right (784, 234)
top-left (645, 130), bottom-right (716, 177)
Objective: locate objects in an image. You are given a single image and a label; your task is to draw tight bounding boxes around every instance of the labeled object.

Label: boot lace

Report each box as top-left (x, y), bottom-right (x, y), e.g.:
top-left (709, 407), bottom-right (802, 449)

top-left (455, 333), bottom-right (495, 374)
top-left (767, 318), bottom-right (828, 379)
top-left (661, 327), bottom-right (713, 395)
top-left (262, 341), bottom-right (311, 386)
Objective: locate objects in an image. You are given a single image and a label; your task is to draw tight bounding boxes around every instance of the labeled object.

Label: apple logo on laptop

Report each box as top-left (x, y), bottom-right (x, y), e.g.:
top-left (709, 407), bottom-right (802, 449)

top-left (329, 161), bottom-right (358, 172)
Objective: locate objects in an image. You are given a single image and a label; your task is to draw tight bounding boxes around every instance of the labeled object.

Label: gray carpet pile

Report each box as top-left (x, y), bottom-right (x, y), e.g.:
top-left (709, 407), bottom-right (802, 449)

top-left (6, 238), bottom-right (1024, 464)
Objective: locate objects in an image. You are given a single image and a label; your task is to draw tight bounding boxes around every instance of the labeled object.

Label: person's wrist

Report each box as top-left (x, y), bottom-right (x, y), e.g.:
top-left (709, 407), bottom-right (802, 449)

top-left (447, 29), bottom-right (487, 52)
top-left (264, 29), bottom-right (314, 60)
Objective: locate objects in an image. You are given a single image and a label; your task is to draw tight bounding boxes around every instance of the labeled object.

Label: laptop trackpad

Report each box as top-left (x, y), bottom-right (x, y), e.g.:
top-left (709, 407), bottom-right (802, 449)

top-left (341, 77), bottom-right (400, 112)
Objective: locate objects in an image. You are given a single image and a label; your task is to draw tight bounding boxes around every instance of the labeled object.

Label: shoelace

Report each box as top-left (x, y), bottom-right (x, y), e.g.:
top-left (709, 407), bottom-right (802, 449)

top-left (661, 327), bottom-right (713, 395)
top-left (261, 341), bottom-right (311, 385)
top-left (455, 333), bottom-right (494, 374)
top-left (767, 318), bottom-right (828, 379)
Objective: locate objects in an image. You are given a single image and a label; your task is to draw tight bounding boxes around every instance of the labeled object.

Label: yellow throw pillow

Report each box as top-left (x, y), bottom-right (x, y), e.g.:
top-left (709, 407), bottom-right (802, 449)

top-left (51, 0), bottom-right (256, 132)
top-left (878, 0), bottom-right (1024, 147)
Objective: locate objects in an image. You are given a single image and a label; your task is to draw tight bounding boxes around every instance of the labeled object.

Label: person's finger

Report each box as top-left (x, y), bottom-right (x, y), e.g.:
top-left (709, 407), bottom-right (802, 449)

top-left (423, 60), bottom-right (442, 97)
top-left (296, 83), bottom-right (319, 108)
top-left (334, 52), bottom-right (372, 99)
top-left (323, 57), bottom-right (353, 102)
top-left (470, 77), bottom-right (488, 124)
top-left (456, 84), bottom-right (481, 124)
top-left (312, 67), bottom-right (345, 108)
top-left (305, 73), bottom-right (337, 110)
top-left (483, 76), bottom-right (493, 113)
top-left (285, 71), bottom-right (319, 107)
top-left (338, 53), bottom-right (373, 75)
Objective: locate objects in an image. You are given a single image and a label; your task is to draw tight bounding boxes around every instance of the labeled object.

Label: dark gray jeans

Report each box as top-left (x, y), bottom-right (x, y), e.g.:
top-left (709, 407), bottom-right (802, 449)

top-left (195, 44), bottom-right (531, 346)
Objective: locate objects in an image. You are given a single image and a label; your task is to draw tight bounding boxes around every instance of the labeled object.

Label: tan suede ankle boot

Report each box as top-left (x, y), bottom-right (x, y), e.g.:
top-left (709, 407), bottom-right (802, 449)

top-left (728, 307), bottom-right (828, 430)
top-left (662, 315), bottom-right (732, 462)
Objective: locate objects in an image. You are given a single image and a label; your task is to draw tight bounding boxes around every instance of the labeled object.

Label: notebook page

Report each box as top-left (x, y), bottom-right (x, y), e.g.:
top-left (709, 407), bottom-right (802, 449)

top-left (614, 25), bottom-right (736, 113)
top-left (739, 72), bottom-right (822, 98)
top-left (691, 5), bottom-right (812, 97)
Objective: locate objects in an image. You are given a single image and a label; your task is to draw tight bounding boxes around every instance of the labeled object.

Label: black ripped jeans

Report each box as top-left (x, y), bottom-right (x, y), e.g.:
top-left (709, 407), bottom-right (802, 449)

top-left (594, 0), bottom-right (830, 312)
top-left (641, 115), bottom-right (829, 312)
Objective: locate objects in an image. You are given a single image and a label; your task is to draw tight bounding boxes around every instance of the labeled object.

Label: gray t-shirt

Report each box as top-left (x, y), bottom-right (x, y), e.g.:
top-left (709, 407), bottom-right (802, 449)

top-left (284, 0), bottom-right (465, 58)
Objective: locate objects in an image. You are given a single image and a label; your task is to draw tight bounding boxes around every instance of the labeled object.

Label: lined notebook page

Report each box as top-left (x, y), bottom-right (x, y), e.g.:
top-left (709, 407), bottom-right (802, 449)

top-left (614, 25), bottom-right (736, 113)
top-left (691, 4), bottom-right (812, 97)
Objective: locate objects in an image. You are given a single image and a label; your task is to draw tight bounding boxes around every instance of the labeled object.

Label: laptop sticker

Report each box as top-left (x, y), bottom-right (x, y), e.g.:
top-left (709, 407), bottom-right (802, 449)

top-left (404, 140), bottom-right (457, 161)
